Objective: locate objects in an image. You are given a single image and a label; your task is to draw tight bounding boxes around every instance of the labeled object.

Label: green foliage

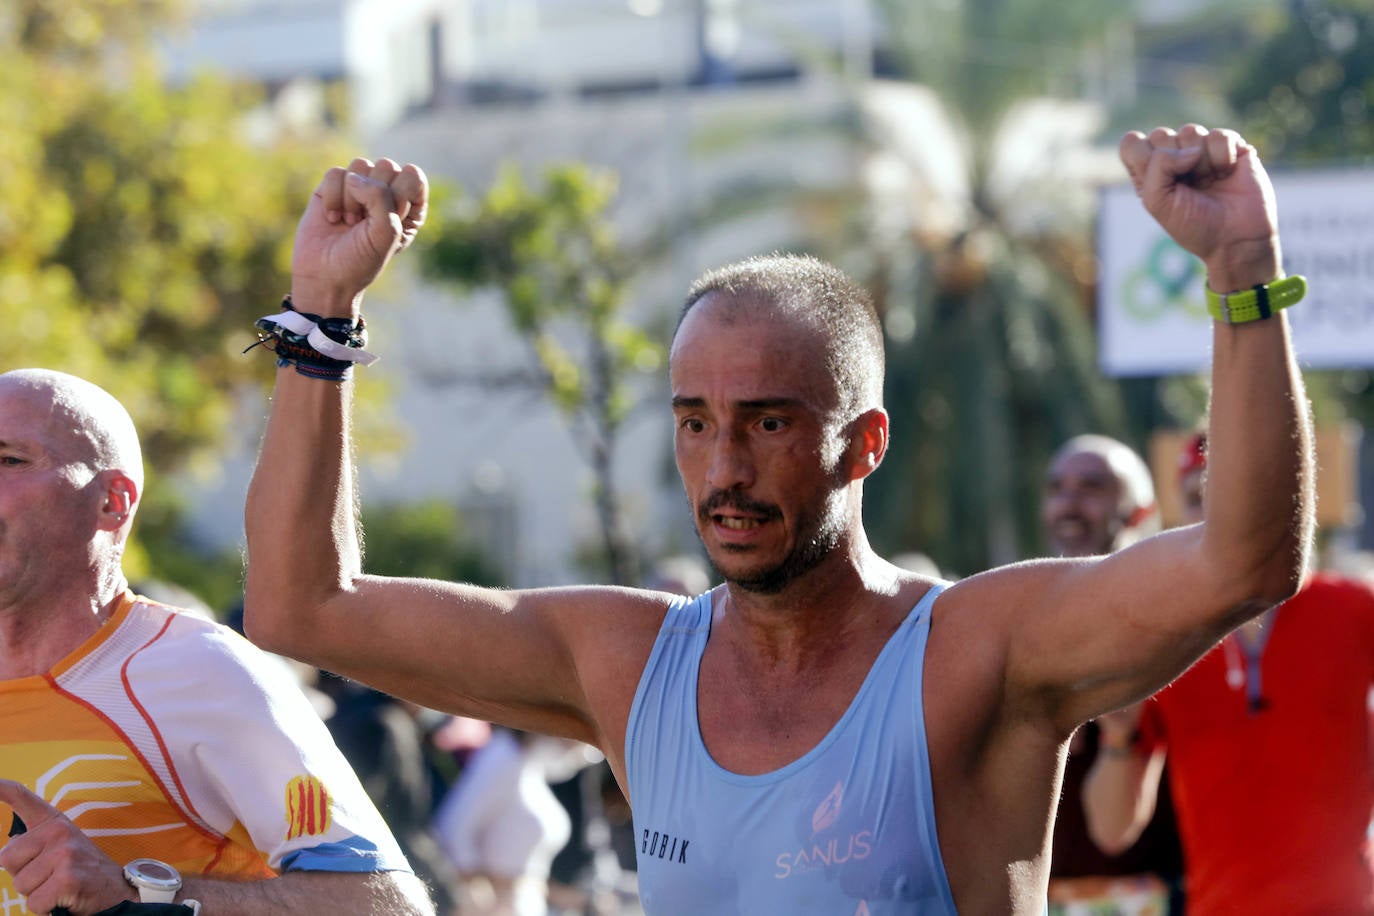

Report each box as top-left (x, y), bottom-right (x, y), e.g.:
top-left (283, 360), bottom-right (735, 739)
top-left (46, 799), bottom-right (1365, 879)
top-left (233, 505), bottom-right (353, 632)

top-left (870, 241), bottom-right (1129, 573)
top-left (860, 2), bottom-right (1139, 571)
top-left (131, 508), bottom-right (246, 616)
top-left (7, 0), bottom-right (186, 59)
top-left (1227, 3), bottom-right (1374, 538)
top-left (360, 501), bottom-right (505, 586)
top-left (0, 0), bottom-right (349, 590)
top-left (419, 164), bottom-right (663, 584)
top-left (1230, 1), bottom-right (1374, 163)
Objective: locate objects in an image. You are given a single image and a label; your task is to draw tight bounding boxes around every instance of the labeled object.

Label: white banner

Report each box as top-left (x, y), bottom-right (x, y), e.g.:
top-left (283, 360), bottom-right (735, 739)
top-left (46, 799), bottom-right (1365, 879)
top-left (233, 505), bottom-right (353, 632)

top-left (1097, 168), bottom-right (1374, 376)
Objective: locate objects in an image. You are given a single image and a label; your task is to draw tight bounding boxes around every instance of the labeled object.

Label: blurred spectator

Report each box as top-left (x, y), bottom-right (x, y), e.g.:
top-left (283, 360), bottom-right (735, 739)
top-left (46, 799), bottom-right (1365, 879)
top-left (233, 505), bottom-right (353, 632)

top-left (432, 729), bottom-right (588, 915)
top-left (320, 674), bottom-right (464, 912)
top-left (1083, 432), bottom-right (1374, 914)
top-left (433, 714), bottom-right (495, 765)
top-left (1041, 435), bottom-right (1185, 913)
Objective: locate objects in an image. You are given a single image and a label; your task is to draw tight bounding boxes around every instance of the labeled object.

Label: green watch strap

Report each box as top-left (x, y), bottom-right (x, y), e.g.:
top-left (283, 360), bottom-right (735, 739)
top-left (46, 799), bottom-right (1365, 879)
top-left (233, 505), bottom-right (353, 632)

top-left (1205, 274), bottom-right (1307, 324)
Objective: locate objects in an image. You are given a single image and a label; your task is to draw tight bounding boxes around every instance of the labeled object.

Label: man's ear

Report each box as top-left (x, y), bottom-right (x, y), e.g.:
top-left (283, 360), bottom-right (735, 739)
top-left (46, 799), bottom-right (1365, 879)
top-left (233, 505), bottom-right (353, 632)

top-left (98, 471), bottom-right (139, 530)
top-left (846, 408), bottom-right (889, 482)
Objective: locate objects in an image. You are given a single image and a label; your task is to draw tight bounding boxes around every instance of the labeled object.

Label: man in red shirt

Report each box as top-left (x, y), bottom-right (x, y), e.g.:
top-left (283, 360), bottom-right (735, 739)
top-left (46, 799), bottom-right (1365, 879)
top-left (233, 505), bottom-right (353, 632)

top-left (1083, 432), bottom-right (1374, 914)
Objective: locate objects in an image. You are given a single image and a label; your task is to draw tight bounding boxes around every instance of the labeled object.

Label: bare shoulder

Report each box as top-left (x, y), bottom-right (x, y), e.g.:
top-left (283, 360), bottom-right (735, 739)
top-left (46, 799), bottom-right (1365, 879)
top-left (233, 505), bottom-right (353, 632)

top-left (920, 567), bottom-right (1073, 905)
top-left (540, 582), bottom-right (681, 675)
top-left (925, 559), bottom-right (1076, 652)
top-left (920, 560), bottom-right (1077, 752)
top-left (541, 584), bottom-right (686, 767)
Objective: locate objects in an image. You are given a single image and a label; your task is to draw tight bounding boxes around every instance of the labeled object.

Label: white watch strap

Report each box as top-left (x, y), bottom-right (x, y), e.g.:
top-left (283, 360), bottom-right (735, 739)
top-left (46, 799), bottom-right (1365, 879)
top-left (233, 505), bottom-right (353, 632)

top-left (140, 886), bottom-right (179, 904)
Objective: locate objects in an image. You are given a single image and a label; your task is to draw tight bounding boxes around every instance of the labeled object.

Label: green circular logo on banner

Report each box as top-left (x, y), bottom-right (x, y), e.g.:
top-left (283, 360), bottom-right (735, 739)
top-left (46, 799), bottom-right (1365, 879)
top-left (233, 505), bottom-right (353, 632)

top-left (1122, 236), bottom-right (1206, 322)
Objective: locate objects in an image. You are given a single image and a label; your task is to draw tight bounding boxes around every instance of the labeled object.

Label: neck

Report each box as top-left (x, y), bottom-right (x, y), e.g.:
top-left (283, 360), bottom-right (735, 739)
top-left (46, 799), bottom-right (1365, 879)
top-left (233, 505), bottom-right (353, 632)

top-left (0, 578), bottom-right (127, 680)
top-left (718, 536), bottom-right (915, 671)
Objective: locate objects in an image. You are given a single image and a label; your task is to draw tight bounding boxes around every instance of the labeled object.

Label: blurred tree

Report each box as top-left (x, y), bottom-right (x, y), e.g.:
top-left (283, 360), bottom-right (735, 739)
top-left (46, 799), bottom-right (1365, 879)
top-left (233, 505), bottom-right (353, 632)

top-left (0, 0), bottom-right (349, 599)
top-left (1230, 0), bottom-right (1374, 164)
top-left (360, 501), bottom-right (505, 586)
top-left (419, 165), bottom-right (664, 586)
top-left (1229, 0), bottom-right (1374, 548)
top-left (4, 0), bottom-right (185, 56)
top-left (858, 0), bottom-right (1139, 572)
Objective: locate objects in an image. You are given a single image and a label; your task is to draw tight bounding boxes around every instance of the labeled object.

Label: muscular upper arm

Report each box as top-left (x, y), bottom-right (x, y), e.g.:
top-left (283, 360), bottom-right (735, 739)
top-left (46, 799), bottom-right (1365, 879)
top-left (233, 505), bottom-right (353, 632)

top-left (924, 539), bottom-right (1230, 899)
top-left (944, 523), bottom-right (1276, 738)
top-left (246, 578), bottom-right (670, 757)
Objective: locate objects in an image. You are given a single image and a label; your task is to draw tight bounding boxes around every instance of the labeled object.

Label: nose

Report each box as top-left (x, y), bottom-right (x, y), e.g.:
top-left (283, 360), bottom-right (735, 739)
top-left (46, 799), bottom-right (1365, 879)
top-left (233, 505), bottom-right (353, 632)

top-left (705, 428), bottom-right (756, 492)
top-left (1043, 485), bottom-right (1081, 522)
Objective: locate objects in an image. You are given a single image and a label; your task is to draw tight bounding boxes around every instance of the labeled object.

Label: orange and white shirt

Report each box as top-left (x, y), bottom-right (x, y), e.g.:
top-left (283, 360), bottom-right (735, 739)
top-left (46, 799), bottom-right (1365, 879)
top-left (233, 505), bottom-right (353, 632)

top-left (1, 593), bottom-right (410, 916)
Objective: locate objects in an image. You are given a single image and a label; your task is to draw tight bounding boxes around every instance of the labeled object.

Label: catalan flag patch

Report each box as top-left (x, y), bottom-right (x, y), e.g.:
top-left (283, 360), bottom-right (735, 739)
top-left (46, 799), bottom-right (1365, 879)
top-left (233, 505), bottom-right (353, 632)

top-left (284, 775), bottom-right (332, 839)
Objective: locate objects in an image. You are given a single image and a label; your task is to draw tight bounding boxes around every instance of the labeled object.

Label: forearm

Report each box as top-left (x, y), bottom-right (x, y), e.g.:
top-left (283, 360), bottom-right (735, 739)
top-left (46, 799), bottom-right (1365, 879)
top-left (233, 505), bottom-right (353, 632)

top-left (1081, 743), bottom-right (1163, 856)
top-left (244, 159), bottom-right (423, 656)
top-left (1203, 247), bottom-right (1314, 607)
top-left (181, 869), bottom-right (433, 916)
top-left (243, 364), bottom-right (361, 652)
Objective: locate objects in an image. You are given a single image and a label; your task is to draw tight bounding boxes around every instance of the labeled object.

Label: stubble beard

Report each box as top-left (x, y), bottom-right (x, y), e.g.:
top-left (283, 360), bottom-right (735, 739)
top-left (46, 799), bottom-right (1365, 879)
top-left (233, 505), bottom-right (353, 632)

top-left (697, 488), bottom-right (849, 596)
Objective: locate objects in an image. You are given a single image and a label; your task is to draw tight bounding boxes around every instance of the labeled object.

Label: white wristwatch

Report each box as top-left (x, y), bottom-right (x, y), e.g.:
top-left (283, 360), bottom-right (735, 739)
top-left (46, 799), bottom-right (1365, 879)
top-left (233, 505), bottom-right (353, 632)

top-left (123, 858), bottom-right (202, 912)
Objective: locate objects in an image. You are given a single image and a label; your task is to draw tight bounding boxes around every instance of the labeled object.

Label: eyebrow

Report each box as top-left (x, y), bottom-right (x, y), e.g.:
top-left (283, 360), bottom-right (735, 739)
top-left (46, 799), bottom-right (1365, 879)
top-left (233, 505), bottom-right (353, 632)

top-left (671, 396), bottom-right (808, 412)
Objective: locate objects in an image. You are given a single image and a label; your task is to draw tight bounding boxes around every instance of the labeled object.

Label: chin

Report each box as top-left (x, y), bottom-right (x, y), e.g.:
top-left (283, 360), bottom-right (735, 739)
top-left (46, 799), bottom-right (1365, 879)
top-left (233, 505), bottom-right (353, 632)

top-left (707, 549), bottom-right (765, 579)
top-left (725, 569), bottom-right (792, 595)
top-left (702, 548), bottom-right (780, 594)
top-left (716, 543), bottom-right (836, 596)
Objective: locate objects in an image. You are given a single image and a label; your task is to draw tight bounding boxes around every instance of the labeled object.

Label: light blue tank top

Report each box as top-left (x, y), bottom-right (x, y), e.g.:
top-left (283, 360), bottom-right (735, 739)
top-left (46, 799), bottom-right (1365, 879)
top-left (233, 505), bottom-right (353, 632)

top-left (625, 585), bottom-right (957, 915)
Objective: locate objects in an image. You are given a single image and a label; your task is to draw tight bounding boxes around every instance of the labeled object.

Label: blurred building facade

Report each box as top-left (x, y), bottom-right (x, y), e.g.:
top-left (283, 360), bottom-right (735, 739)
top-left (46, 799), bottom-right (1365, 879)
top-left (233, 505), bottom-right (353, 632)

top-left (169, 0), bottom-right (1355, 588)
top-left (169, 0), bottom-right (871, 586)
top-left (159, 0), bottom-right (880, 136)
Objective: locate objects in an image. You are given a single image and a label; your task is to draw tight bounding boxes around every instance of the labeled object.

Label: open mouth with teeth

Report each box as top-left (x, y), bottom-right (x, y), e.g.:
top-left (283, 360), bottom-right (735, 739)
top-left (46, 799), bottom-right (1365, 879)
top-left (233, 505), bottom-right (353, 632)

top-left (717, 516), bottom-right (763, 530)
top-left (698, 493), bottom-right (781, 542)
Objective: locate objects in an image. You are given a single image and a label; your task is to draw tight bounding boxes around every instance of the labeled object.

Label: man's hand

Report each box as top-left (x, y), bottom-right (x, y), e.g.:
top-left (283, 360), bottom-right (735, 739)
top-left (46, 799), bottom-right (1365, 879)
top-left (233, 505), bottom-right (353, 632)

top-left (290, 158), bottom-right (429, 318)
top-left (1120, 124), bottom-right (1281, 293)
top-left (0, 779), bottom-right (130, 915)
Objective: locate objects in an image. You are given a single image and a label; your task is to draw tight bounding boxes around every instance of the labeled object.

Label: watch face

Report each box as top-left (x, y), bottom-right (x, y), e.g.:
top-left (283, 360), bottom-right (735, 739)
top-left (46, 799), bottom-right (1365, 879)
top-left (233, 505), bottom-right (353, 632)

top-left (125, 858), bottom-right (181, 890)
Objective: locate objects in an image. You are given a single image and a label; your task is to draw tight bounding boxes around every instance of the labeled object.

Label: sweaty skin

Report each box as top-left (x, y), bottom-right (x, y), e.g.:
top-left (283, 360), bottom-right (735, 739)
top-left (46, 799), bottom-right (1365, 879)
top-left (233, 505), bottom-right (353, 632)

top-left (245, 128), bottom-right (1313, 913)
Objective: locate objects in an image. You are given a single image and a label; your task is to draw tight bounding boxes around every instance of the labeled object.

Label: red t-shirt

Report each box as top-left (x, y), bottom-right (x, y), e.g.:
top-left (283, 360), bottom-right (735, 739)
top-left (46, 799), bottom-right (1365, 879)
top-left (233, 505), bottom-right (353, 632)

top-left (1140, 573), bottom-right (1374, 915)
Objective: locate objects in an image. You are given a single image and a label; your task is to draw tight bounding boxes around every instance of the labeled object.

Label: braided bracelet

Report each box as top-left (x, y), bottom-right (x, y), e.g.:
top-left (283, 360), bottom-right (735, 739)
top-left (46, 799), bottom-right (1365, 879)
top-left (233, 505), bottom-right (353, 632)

top-left (247, 296), bottom-right (378, 381)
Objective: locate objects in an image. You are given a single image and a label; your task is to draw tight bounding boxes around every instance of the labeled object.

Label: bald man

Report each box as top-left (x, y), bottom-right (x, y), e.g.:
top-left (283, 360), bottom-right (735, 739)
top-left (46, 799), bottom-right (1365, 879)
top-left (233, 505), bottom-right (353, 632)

top-left (1040, 435), bottom-right (1184, 911)
top-left (0, 370), bottom-right (433, 916)
top-left (1041, 435), bottom-right (1160, 559)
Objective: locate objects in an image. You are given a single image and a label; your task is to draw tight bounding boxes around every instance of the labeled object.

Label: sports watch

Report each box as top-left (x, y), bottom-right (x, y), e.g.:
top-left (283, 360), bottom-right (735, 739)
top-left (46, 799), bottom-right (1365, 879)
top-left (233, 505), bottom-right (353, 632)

top-left (121, 858), bottom-right (205, 914)
top-left (123, 858), bottom-right (181, 903)
top-left (1205, 274), bottom-right (1307, 324)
